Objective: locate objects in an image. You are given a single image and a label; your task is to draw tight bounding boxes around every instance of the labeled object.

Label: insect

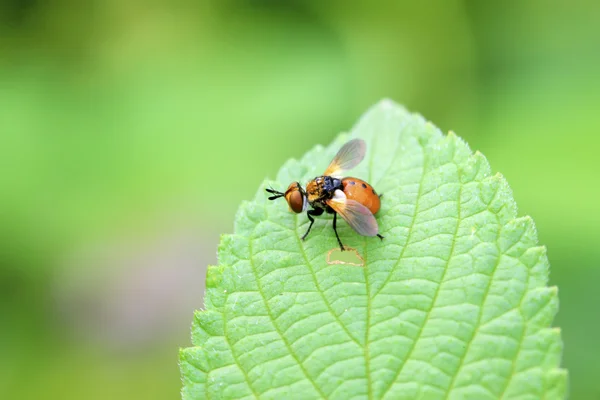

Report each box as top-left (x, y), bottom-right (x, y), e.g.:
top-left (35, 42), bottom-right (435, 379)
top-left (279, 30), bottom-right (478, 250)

top-left (266, 138), bottom-right (383, 250)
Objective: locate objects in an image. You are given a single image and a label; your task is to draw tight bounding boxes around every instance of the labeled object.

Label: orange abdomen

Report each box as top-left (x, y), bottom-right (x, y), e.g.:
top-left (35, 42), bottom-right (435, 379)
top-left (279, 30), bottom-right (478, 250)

top-left (342, 177), bottom-right (381, 214)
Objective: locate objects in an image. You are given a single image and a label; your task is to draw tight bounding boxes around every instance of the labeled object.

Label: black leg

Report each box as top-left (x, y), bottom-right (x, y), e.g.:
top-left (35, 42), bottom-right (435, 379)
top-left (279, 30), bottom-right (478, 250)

top-left (376, 193), bottom-right (384, 239)
top-left (302, 208), bottom-right (323, 241)
top-left (333, 212), bottom-right (345, 251)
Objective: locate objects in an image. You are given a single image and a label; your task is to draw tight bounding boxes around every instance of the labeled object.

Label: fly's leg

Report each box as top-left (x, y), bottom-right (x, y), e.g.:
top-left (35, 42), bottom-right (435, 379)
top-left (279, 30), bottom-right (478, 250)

top-left (332, 212), bottom-right (345, 251)
top-left (301, 208), bottom-right (324, 241)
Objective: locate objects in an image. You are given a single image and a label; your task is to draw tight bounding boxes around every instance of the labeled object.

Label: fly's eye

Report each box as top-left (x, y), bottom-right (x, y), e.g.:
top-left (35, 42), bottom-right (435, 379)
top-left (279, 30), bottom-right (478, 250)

top-left (285, 189), bottom-right (305, 213)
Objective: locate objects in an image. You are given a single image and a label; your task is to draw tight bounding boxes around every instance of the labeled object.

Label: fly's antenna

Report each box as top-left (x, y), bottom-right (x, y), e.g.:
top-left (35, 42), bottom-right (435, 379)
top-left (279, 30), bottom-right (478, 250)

top-left (266, 186), bottom-right (285, 200)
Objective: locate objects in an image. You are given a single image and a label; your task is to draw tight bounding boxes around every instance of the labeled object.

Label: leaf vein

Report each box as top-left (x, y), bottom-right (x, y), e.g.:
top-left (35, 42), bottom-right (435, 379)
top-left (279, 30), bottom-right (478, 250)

top-left (224, 305), bottom-right (260, 399)
top-left (380, 162), bottom-right (463, 400)
top-left (374, 142), bottom-right (428, 298)
top-left (247, 234), bottom-right (326, 399)
top-left (293, 213), bottom-right (363, 348)
top-left (445, 218), bottom-right (522, 396)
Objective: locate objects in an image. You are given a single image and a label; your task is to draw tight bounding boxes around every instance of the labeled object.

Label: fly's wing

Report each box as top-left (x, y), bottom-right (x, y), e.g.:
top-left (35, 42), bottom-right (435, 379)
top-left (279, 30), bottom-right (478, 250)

top-left (323, 138), bottom-right (366, 177)
top-left (327, 190), bottom-right (378, 236)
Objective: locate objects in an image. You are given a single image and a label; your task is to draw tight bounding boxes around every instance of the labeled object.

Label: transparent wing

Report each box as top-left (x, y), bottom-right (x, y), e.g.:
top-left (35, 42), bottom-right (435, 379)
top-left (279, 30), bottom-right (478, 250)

top-left (323, 138), bottom-right (366, 177)
top-left (327, 191), bottom-right (378, 236)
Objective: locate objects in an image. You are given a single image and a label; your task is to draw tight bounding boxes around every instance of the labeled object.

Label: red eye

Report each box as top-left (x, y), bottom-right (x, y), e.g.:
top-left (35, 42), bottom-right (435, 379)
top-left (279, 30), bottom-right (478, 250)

top-left (286, 189), bottom-right (304, 213)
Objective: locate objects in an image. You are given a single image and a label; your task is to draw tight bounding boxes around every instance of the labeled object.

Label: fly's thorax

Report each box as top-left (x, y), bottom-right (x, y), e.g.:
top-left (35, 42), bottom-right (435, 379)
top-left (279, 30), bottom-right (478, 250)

top-left (306, 178), bottom-right (322, 203)
top-left (306, 175), bottom-right (344, 207)
top-left (322, 176), bottom-right (342, 193)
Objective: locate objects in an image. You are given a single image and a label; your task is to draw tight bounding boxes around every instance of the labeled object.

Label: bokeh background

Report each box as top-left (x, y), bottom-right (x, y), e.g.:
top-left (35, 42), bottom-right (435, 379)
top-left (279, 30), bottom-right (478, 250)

top-left (1, 1), bottom-right (598, 399)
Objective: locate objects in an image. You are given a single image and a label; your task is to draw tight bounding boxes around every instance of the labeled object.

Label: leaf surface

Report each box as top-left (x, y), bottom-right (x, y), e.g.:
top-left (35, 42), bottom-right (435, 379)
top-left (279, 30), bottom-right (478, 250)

top-left (180, 100), bottom-right (567, 399)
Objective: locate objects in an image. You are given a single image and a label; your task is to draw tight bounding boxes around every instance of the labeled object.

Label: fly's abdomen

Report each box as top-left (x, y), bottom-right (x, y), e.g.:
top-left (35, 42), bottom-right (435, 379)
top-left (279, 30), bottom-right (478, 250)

top-left (341, 177), bottom-right (381, 214)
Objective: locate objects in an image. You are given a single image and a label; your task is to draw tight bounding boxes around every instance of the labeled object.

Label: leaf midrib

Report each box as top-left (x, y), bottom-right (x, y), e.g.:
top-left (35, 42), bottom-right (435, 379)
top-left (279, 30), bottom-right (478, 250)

top-left (292, 213), bottom-right (363, 348)
top-left (248, 230), bottom-right (327, 399)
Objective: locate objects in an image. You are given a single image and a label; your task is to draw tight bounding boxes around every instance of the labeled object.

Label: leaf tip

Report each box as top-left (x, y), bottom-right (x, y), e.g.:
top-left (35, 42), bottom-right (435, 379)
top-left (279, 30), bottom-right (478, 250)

top-left (378, 97), bottom-right (403, 110)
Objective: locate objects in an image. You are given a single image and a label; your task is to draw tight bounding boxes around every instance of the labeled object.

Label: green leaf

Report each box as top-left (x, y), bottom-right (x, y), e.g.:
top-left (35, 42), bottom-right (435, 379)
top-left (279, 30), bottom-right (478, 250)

top-left (179, 100), bottom-right (567, 399)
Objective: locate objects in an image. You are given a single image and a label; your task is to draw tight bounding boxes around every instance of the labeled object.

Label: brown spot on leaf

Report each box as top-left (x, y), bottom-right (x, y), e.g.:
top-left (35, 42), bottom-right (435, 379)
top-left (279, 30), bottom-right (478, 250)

top-left (326, 247), bottom-right (364, 266)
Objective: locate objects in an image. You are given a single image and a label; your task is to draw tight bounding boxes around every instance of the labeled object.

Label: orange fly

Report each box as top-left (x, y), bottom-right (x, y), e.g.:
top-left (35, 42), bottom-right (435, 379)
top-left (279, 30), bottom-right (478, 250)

top-left (266, 139), bottom-right (383, 250)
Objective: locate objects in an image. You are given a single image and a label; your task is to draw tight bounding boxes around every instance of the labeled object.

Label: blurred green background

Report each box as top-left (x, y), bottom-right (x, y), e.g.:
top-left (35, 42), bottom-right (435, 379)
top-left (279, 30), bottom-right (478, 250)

top-left (1, 1), bottom-right (598, 399)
